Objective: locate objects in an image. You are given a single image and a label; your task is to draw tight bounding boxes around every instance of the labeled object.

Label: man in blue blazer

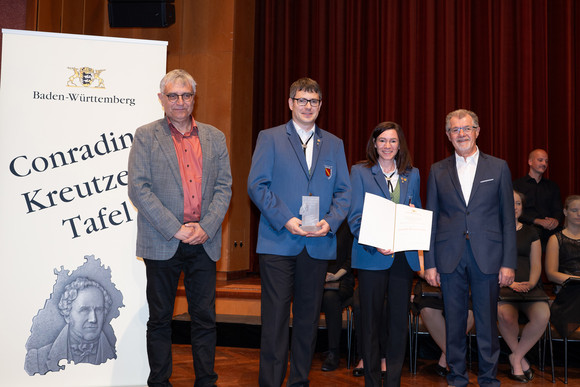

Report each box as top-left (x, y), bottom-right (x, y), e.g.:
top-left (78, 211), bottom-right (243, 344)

top-left (424, 109), bottom-right (516, 387)
top-left (248, 78), bottom-right (351, 387)
top-left (128, 69), bottom-right (232, 387)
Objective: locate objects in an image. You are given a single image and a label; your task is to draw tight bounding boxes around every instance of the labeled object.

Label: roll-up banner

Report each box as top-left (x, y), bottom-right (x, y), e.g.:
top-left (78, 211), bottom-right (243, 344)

top-left (0, 29), bottom-right (167, 386)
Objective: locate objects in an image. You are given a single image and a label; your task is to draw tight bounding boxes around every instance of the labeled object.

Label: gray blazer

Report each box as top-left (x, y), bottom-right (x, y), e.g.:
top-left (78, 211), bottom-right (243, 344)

top-left (128, 118), bottom-right (232, 261)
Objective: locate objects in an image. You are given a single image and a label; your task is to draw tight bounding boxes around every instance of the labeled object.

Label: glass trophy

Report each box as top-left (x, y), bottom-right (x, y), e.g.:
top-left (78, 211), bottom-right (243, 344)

top-left (300, 195), bottom-right (320, 232)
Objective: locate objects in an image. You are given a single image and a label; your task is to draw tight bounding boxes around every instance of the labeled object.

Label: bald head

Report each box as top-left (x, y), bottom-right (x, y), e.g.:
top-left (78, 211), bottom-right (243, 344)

top-left (528, 148), bottom-right (548, 179)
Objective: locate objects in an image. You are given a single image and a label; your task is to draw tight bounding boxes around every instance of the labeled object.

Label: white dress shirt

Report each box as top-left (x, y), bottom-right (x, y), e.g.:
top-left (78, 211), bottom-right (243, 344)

top-left (455, 147), bottom-right (479, 205)
top-left (294, 122), bottom-right (315, 171)
top-left (379, 163), bottom-right (399, 193)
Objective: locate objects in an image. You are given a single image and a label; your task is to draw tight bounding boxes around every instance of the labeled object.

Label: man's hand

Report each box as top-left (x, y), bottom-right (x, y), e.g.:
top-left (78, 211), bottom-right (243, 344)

top-left (285, 217), bottom-right (308, 236)
top-left (544, 217), bottom-right (559, 230)
top-left (306, 219), bottom-right (330, 237)
top-left (535, 217), bottom-right (559, 230)
top-left (498, 267), bottom-right (515, 287)
top-left (174, 224), bottom-right (195, 242)
top-left (174, 223), bottom-right (208, 245)
top-left (424, 267), bottom-right (440, 287)
top-left (187, 223), bottom-right (209, 245)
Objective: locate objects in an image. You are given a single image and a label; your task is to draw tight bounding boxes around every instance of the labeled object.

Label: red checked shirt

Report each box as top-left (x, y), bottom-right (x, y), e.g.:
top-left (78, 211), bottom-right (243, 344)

top-left (168, 117), bottom-right (203, 223)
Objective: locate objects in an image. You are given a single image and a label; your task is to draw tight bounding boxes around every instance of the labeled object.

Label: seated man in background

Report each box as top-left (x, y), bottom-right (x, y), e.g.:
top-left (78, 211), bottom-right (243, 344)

top-left (513, 148), bottom-right (562, 249)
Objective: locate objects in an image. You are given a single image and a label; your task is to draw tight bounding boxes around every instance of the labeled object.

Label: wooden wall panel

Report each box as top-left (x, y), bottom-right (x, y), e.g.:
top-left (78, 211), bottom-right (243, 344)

top-left (23, 0), bottom-right (255, 278)
top-left (61, 0), bottom-right (85, 34)
top-left (35, 0), bottom-right (62, 32)
top-left (228, 0), bottom-right (255, 275)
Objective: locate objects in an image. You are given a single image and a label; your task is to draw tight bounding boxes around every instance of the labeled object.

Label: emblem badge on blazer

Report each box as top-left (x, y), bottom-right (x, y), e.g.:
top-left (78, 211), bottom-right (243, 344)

top-left (324, 165), bottom-right (332, 179)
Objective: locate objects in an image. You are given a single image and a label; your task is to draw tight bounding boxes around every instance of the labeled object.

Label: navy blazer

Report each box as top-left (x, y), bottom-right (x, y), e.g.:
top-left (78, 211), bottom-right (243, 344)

top-left (424, 152), bottom-right (516, 274)
top-left (348, 163), bottom-right (422, 271)
top-left (247, 121), bottom-right (351, 260)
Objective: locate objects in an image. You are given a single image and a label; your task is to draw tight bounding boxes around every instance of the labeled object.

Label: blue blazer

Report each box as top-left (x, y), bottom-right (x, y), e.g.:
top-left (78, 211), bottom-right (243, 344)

top-left (424, 152), bottom-right (517, 274)
top-left (247, 121), bottom-right (351, 260)
top-left (348, 163), bottom-right (421, 271)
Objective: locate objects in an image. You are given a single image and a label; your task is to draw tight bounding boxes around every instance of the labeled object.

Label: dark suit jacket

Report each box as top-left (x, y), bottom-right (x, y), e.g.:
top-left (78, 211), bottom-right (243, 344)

top-left (247, 120), bottom-right (351, 260)
top-left (424, 152), bottom-right (516, 274)
top-left (128, 118), bottom-right (232, 261)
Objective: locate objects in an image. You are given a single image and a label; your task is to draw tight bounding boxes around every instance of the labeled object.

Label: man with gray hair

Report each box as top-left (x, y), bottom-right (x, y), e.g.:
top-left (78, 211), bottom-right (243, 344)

top-left (129, 69), bottom-right (232, 387)
top-left (424, 109), bottom-right (516, 387)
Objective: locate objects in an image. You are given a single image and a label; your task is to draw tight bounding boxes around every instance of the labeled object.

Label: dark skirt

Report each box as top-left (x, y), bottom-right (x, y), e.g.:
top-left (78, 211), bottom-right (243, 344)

top-left (551, 281), bottom-right (580, 338)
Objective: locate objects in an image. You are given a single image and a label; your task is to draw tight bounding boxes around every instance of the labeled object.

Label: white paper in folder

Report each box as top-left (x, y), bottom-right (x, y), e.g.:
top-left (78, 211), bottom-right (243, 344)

top-left (358, 192), bottom-right (433, 252)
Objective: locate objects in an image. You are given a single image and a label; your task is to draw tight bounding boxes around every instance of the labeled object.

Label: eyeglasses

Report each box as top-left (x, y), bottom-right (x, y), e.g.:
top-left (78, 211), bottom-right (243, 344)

top-left (447, 125), bottom-right (478, 135)
top-left (164, 93), bottom-right (194, 103)
top-left (292, 97), bottom-right (321, 107)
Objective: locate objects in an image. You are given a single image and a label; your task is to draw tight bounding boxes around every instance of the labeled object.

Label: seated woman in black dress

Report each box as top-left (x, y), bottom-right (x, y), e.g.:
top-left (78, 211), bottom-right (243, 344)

top-left (545, 195), bottom-right (580, 339)
top-left (497, 190), bottom-right (550, 382)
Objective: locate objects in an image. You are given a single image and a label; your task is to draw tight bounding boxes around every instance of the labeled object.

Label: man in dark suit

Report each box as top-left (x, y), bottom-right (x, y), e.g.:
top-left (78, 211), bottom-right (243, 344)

top-left (424, 109), bottom-right (516, 387)
top-left (248, 77), bottom-right (351, 387)
top-left (128, 69), bottom-right (232, 387)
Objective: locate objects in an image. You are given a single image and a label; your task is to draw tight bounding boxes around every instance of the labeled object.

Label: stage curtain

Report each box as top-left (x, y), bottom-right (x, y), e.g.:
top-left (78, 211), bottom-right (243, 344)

top-left (251, 0), bottom-right (579, 271)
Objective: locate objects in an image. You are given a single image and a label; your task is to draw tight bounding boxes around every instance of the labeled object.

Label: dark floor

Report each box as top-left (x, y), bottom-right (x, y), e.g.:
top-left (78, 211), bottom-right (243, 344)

top-left (170, 319), bottom-right (580, 386)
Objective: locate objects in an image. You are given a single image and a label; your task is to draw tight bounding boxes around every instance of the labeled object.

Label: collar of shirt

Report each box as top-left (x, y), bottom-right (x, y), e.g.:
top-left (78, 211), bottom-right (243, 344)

top-left (454, 147), bottom-right (479, 168)
top-left (167, 116), bottom-right (199, 137)
top-left (293, 121), bottom-right (315, 170)
top-left (525, 174), bottom-right (544, 184)
top-left (379, 163), bottom-right (399, 191)
top-left (293, 121), bottom-right (315, 142)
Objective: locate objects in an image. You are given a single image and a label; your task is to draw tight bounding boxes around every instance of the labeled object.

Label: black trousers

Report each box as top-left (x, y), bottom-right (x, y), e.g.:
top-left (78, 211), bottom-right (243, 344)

top-left (144, 242), bottom-right (217, 387)
top-left (321, 283), bottom-right (354, 352)
top-left (258, 248), bottom-right (328, 387)
top-left (353, 287), bottom-right (388, 360)
top-left (358, 253), bottom-right (414, 387)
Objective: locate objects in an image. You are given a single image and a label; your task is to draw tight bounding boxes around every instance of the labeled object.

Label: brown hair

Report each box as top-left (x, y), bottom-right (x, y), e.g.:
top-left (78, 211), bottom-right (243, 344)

top-left (288, 77), bottom-right (322, 99)
top-left (363, 121), bottom-right (413, 173)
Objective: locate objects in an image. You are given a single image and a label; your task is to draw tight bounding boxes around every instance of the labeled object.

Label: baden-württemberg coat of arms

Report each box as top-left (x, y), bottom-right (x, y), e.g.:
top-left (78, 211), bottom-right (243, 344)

top-left (67, 67), bottom-right (105, 88)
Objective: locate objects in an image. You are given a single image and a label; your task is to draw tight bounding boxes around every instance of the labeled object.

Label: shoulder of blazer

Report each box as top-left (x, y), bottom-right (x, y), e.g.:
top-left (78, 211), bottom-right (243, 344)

top-left (477, 152), bottom-right (507, 168)
top-left (431, 155), bottom-right (454, 171)
top-left (196, 120), bottom-right (222, 135)
top-left (316, 127), bottom-right (342, 144)
top-left (136, 117), bottom-right (166, 133)
top-left (401, 166), bottom-right (419, 177)
top-left (351, 162), bottom-right (372, 175)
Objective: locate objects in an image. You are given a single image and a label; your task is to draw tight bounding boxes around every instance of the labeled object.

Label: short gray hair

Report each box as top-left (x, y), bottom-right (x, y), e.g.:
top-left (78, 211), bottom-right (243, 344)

top-left (445, 109), bottom-right (479, 132)
top-left (160, 69), bottom-right (197, 94)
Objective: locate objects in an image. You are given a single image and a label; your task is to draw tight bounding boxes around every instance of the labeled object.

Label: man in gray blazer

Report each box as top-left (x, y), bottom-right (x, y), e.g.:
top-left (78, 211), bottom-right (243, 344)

top-left (128, 69), bottom-right (232, 387)
top-left (424, 109), bottom-right (516, 387)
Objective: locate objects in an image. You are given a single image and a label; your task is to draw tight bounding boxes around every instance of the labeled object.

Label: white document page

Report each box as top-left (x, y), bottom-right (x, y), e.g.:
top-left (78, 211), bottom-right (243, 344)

top-left (358, 192), bottom-right (432, 252)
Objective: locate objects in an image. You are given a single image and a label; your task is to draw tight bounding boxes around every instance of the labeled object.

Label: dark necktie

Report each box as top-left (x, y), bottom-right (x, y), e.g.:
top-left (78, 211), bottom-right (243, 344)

top-left (300, 133), bottom-right (314, 155)
top-left (384, 171), bottom-right (395, 193)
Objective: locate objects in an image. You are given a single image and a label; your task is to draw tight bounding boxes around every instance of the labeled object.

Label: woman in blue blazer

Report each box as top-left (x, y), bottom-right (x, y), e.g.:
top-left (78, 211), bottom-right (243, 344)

top-left (348, 122), bottom-right (421, 387)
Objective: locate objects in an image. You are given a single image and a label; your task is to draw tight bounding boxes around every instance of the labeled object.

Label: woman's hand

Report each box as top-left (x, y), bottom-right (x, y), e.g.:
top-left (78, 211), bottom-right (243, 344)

top-left (510, 281), bottom-right (531, 293)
